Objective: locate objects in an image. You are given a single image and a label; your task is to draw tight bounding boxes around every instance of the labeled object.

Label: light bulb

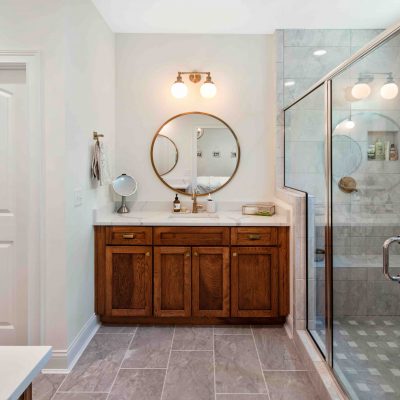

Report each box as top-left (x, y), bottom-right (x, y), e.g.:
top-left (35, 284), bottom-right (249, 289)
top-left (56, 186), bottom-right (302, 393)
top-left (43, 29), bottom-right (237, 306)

top-left (171, 81), bottom-right (188, 98)
top-left (380, 82), bottom-right (398, 99)
top-left (284, 80), bottom-right (295, 87)
top-left (351, 82), bottom-right (371, 99)
top-left (344, 119), bottom-right (355, 129)
top-left (200, 81), bottom-right (217, 98)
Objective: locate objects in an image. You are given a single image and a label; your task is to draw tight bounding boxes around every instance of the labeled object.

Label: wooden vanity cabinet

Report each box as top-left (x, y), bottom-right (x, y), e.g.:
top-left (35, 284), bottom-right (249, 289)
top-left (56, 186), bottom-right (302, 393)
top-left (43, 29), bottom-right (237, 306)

top-left (95, 225), bottom-right (289, 323)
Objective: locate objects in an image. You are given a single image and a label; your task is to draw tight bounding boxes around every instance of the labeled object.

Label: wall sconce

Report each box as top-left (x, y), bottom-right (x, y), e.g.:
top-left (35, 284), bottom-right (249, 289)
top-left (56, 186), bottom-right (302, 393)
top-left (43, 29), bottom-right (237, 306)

top-left (351, 72), bottom-right (398, 100)
top-left (171, 71), bottom-right (217, 99)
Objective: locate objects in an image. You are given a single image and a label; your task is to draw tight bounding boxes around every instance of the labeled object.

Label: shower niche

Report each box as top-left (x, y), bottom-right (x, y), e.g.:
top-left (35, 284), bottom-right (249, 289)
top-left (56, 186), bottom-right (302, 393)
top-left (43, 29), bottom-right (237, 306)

top-left (367, 130), bottom-right (399, 161)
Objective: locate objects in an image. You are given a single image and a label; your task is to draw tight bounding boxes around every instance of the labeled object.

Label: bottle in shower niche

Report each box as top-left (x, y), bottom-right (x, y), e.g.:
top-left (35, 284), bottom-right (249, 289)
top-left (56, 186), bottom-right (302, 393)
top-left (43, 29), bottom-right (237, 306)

top-left (390, 144), bottom-right (398, 161)
top-left (173, 194), bottom-right (181, 212)
top-left (375, 138), bottom-right (385, 160)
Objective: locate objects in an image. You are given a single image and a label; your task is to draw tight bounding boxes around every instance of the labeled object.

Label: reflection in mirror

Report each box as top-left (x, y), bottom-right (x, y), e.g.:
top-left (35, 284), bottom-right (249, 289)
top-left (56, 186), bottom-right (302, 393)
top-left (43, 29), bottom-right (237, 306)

top-left (152, 135), bottom-right (178, 176)
top-left (151, 112), bottom-right (240, 196)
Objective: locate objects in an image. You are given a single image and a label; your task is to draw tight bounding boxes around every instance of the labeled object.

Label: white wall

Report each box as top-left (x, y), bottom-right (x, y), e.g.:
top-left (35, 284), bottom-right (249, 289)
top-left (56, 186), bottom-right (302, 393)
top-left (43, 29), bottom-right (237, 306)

top-left (116, 34), bottom-right (275, 202)
top-left (0, 0), bottom-right (115, 367)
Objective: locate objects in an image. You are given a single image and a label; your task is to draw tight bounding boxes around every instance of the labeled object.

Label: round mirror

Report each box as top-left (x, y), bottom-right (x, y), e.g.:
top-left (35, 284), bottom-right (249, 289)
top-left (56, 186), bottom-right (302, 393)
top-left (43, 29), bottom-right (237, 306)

top-left (152, 135), bottom-right (178, 176)
top-left (112, 174), bottom-right (138, 213)
top-left (151, 112), bottom-right (240, 196)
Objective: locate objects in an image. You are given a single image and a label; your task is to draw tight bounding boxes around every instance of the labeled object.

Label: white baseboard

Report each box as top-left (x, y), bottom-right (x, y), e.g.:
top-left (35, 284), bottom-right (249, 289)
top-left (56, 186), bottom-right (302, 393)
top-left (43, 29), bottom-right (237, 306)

top-left (42, 313), bottom-right (100, 373)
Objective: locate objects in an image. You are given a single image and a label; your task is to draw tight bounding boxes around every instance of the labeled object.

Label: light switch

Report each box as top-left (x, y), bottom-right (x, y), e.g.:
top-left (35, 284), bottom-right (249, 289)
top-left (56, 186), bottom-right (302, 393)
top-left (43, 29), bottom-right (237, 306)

top-left (74, 188), bottom-right (83, 207)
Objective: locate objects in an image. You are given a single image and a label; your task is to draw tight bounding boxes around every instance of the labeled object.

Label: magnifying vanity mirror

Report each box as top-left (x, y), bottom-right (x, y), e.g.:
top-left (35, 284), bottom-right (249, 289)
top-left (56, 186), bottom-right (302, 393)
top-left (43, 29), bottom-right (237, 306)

top-left (151, 112), bottom-right (240, 196)
top-left (112, 173), bottom-right (138, 213)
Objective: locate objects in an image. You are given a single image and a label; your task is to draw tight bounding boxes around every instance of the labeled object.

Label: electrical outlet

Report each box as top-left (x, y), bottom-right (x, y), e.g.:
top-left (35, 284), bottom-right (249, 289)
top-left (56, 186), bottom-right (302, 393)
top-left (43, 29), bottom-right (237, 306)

top-left (74, 188), bottom-right (83, 207)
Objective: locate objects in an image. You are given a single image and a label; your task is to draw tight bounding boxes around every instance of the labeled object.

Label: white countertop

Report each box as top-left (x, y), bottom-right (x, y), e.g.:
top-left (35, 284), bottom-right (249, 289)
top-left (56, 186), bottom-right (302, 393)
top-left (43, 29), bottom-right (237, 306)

top-left (94, 210), bottom-right (289, 227)
top-left (0, 346), bottom-right (52, 400)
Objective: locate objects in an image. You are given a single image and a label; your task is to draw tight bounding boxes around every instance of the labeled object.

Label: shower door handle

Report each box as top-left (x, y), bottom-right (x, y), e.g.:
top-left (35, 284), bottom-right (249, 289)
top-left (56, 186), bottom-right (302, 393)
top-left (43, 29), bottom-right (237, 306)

top-left (383, 236), bottom-right (400, 283)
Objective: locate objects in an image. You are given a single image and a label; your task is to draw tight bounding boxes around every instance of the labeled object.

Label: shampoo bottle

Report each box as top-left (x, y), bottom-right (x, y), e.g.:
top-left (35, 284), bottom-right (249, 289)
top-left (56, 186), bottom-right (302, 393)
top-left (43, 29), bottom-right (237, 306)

top-left (173, 194), bottom-right (181, 212)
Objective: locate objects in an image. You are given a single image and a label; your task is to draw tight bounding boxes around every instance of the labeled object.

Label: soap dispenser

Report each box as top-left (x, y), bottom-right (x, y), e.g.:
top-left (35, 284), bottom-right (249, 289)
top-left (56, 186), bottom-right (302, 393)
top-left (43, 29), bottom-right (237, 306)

top-left (173, 194), bottom-right (181, 212)
top-left (206, 194), bottom-right (216, 213)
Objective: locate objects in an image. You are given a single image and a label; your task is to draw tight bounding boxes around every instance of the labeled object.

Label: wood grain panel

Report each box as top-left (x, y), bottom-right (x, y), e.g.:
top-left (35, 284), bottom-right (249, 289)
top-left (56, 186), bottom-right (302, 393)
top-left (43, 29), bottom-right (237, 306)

top-left (231, 227), bottom-right (278, 246)
top-left (105, 246), bottom-right (152, 316)
top-left (231, 247), bottom-right (278, 317)
top-left (278, 227), bottom-right (290, 316)
top-left (154, 227), bottom-right (230, 246)
top-left (154, 246), bottom-right (191, 317)
top-left (94, 226), bottom-right (107, 315)
top-left (192, 247), bottom-right (230, 317)
top-left (106, 226), bottom-right (152, 245)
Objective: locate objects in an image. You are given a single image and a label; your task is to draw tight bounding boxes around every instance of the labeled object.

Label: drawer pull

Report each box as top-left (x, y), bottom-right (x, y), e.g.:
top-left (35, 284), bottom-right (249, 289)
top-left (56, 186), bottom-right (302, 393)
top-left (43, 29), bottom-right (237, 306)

top-left (248, 234), bottom-right (261, 240)
top-left (122, 234), bottom-right (136, 239)
top-left (145, 252), bottom-right (150, 257)
top-left (232, 252), bottom-right (237, 257)
top-left (185, 252), bottom-right (191, 258)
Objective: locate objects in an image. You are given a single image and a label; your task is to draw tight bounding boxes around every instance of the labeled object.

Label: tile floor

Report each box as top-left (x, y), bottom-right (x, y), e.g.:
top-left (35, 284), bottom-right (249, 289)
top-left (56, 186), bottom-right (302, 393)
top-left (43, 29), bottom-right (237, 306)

top-left (333, 317), bottom-right (400, 400)
top-left (33, 324), bottom-right (320, 400)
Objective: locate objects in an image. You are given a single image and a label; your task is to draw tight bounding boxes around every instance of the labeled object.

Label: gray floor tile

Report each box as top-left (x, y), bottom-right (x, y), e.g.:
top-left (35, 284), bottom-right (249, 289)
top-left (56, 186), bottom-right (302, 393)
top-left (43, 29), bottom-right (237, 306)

top-left (59, 333), bottom-right (132, 392)
top-left (217, 395), bottom-right (268, 399)
top-left (122, 326), bottom-right (174, 368)
top-left (97, 325), bottom-right (137, 334)
top-left (108, 369), bottom-right (165, 400)
top-left (215, 334), bottom-right (266, 394)
top-left (32, 373), bottom-right (66, 400)
top-left (214, 325), bottom-right (252, 335)
top-left (264, 371), bottom-right (320, 400)
top-left (173, 326), bottom-right (213, 350)
top-left (53, 394), bottom-right (108, 400)
top-left (163, 350), bottom-right (214, 400)
top-left (253, 327), bottom-right (305, 370)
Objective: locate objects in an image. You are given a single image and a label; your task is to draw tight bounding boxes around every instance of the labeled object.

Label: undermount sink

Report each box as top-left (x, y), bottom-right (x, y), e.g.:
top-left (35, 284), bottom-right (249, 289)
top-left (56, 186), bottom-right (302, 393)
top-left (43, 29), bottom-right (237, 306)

top-left (169, 212), bottom-right (219, 219)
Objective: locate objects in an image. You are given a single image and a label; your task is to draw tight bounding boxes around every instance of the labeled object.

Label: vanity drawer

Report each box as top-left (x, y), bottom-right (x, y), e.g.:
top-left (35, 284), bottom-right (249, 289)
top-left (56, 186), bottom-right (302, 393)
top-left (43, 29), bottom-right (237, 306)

top-left (154, 227), bottom-right (230, 246)
top-left (231, 227), bottom-right (278, 246)
top-left (106, 227), bottom-right (152, 245)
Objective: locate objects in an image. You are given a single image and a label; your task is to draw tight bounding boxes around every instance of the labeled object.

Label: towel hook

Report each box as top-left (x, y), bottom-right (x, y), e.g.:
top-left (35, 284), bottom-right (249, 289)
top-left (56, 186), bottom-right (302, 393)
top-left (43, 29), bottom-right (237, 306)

top-left (93, 131), bottom-right (104, 141)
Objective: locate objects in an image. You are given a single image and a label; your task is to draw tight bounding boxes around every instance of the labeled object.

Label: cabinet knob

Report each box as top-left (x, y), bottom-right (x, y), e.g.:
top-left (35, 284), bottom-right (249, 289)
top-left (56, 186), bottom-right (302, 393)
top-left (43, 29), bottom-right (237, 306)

top-left (194, 252), bottom-right (198, 256)
top-left (232, 252), bottom-right (237, 257)
top-left (185, 252), bottom-right (190, 258)
top-left (145, 252), bottom-right (150, 257)
top-left (122, 233), bottom-right (135, 239)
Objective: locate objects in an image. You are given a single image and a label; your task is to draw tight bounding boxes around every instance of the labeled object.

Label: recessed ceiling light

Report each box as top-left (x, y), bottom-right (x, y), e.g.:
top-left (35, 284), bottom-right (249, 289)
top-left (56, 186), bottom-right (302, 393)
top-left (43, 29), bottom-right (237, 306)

top-left (284, 80), bottom-right (295, 87)
top-left (313, 49), bottom-right (327, 56)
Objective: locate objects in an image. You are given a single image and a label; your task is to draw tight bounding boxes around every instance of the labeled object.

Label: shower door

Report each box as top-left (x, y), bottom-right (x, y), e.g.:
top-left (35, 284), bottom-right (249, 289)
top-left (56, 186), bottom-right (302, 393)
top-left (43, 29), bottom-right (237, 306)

top-left (331, 28), bottom-right (400, 399)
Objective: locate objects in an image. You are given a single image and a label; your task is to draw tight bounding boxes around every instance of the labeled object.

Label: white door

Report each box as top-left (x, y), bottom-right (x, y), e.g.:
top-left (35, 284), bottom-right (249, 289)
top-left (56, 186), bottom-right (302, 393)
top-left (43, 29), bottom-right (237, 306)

top-left (0, 75), bottom-right (28, 345)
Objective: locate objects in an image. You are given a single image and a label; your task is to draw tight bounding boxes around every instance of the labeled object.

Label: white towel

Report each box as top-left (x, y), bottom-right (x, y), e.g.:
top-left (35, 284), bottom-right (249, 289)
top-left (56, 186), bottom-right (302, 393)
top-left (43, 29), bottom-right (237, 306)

top-left (91, 140), bottom-right (110, 186)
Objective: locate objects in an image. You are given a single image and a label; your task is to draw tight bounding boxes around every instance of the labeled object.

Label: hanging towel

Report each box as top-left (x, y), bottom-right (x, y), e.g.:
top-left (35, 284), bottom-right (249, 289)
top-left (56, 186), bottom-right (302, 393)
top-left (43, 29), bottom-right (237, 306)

top-left (91, 140), bottom-right (110, 186)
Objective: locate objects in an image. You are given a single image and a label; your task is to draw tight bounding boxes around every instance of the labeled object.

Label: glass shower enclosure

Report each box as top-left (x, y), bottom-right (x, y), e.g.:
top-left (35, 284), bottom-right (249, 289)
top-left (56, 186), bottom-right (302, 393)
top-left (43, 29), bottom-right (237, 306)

top-left (284, 24), bottom-right (400, 399)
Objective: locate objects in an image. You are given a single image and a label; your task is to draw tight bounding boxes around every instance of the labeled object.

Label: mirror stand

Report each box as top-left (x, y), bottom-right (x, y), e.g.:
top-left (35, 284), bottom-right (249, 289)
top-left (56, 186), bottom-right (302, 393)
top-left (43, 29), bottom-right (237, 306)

top-left (117, 196), bottom-right (129, 213)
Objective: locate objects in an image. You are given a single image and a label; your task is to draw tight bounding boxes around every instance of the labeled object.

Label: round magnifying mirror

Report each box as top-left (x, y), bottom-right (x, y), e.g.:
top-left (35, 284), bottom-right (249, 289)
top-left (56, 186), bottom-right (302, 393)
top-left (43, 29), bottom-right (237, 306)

top-left (112, 174), bottom-right (138, 213)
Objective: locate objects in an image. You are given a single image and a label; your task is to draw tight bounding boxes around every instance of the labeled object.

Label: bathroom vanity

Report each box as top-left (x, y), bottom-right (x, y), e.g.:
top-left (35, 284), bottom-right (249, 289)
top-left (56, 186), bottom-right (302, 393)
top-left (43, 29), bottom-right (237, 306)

top-left (94, 216), bottom-right (289, 324)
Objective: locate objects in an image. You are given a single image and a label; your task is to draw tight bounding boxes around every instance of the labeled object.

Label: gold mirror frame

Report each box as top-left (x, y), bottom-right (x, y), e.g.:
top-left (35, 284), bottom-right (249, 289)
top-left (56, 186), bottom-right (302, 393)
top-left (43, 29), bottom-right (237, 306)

top-left (156, 134), bottom-right (179, 176)
top-left (150, 111), bottom-right (241, 197)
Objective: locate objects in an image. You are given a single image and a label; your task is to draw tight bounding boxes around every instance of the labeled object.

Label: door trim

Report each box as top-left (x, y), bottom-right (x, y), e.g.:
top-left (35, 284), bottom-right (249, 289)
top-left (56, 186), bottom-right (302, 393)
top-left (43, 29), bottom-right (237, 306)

top-left (0, 51), bottom-right (43, 345)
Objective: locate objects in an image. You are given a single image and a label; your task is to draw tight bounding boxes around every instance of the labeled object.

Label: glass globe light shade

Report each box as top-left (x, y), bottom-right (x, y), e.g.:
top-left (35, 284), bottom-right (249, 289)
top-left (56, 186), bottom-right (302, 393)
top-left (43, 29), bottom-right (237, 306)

top-left (380, 82), bottom-right (399, 100)
top-left (200, 82), bottom-right (217, 98)
top-left (351, 82), bottom-right (371, 99)
top-left (344, 119), bottom-right (355, 129)
top-left (171, 81), bottom-right (188, 98)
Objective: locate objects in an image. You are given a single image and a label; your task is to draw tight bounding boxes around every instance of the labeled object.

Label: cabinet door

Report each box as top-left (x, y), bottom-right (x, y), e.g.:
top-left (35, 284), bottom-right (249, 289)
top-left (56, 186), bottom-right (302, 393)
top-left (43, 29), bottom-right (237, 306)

top-left (192, 247), bottom-right (230, 317)
top-left (154, 247), bottom-right (191, 317)
top-left (231, 247), bottom-right (278, 317)
top-left (105, 246), bottom-right (152, 317)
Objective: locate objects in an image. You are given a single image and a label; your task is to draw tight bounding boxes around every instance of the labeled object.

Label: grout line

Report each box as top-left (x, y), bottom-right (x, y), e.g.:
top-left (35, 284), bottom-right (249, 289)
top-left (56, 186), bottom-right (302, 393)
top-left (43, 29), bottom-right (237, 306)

top-left (160, 325), bottom-right (175, 400)
top-left (171, 349), bottom-right (213, 352)
top-left (213, 326), bottom-right (217, 400)
top-left (120, 367), bottom-right (167, 370)
top-left (251, 326), bottom-right (271, 400)
top-left (49, 374), bottom-right (68, 400)
top-left (262, 369), bottom-right (308, 372)
top-left (105, 329), bottom-right (137, 400)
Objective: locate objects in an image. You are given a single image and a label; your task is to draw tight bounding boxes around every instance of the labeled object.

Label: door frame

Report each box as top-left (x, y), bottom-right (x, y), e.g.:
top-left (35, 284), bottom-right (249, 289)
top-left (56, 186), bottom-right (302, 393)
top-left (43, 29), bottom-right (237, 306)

top-left (0, 51), bottom-right (43, 344)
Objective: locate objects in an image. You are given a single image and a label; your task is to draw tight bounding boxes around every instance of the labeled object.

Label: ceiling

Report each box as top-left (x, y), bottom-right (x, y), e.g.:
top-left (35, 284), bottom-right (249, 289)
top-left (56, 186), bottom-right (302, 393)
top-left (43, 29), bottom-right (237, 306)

top-left (92, 0), bottom-right (400, 34)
